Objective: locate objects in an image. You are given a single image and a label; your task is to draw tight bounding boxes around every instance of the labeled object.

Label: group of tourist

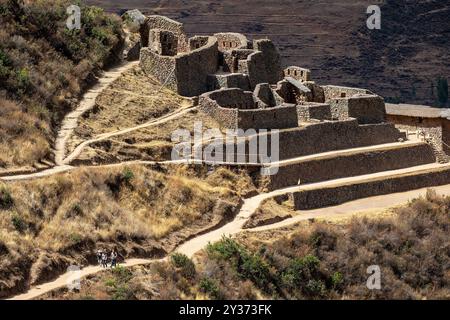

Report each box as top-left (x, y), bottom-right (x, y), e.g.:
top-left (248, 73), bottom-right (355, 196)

top-left (96, 249), bottom-right (119, 268)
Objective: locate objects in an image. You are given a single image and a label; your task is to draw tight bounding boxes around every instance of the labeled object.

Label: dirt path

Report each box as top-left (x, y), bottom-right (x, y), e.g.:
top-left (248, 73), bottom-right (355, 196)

top-left (62, 106), bottom-right (196, 165)
top-left (54, 62), bottom-right (139, 166)
top-left (8, 182), bottom-right (450, 300)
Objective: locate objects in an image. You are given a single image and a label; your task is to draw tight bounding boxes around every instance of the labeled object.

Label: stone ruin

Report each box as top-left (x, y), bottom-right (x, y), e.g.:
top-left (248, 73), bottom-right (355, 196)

top-left (122, 12), bottom-right (450, 210)
top-left (136, 15), bottom-right (388, 130)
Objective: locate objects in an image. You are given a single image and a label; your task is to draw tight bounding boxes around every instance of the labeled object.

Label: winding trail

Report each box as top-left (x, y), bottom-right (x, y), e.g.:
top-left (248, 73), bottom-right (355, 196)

top-left (62, 106), bottom-right (196, 165)
top-left (8, 182), bottom-right (450, 300)
top-left (54, 62), bottom-right (139, 166)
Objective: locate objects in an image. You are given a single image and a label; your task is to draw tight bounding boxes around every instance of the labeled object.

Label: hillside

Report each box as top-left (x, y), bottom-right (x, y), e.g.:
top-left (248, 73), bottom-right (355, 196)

top-left (0, 0), bottom-right (123, 171)
top-left (87, 0), bottom-right (450, 105)
top-left (39, 190), bottom-right (450, 300)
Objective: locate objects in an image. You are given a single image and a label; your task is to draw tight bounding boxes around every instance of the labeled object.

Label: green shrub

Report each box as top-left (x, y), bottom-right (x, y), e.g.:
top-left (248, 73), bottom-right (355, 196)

top-left (305, 279), bottom-right (326, 297)
top-left (69, 232), bottom-right (82, 244)
top-left (199, 277), bottom-right (221, 299)
top-left (122, 167), bottom-right (134, 184)
top-left (170, 253), bottom-right (196, 279)
top-left (331, 272), bottom-right (344, 289)
top-left (281, 255), bottom-right (321, 290)
top-left (112, 266), bottom-right (133, 283)
top-left (206, 236), bottom-right (242, 260)
top-left (107, 266), bottom-right (134, 300)
top-left (11, 214), bottom-right (26, 232)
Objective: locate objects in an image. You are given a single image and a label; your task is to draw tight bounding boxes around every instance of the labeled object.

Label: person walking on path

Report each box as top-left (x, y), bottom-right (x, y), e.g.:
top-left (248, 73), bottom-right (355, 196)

top-left (101, 251), bottom-right (108, 268)
top-left (96, 249), bottom-right (103, 266)
top-left (110, 250), bottom-right (118, 268)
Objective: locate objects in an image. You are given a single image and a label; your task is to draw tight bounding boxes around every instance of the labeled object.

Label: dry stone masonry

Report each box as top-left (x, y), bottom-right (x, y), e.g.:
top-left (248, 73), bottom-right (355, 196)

top-left (123, 12), bottom-right (450, 211)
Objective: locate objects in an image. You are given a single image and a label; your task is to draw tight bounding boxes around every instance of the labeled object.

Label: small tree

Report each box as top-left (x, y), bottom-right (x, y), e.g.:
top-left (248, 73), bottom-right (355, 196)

top-left (437, 77), bottom-right (448, 107)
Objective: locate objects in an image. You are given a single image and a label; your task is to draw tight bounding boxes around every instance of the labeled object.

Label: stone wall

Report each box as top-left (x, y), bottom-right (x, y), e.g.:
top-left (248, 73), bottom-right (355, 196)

top-left (198, 94), bottom-right (238, 129)
top-left (284, 66), bottom-right (311, 82)
top-left (141, 36), bottom-right (219, 96)
top-left (443, 119), bottom-right (450, 156)
top-left (322, 85), bottom-right (372, 101)
top-left (140, 47), bottom-right (177, 91)
top-left (253, 39), bottom-right (283, 85)
top-left (267, 142), bottom-right (436, 190)
top-left (199, 88), bottom-right (298, 130)
top-left (221, 49), bottom-right (254, 73)
top-left (291, 166), bottom-right (450, 210)
top-left (145, 15), bottom-right (188, 53)
top-left (197, 119), bottom-right (406, 162)
top-left (254, 83), bottom-right (277, 108)
top-left (240, 40), bottom-right (283, 89)
top-left (296, 103), bottom-right (332, 122)
top-left (214, 32), bottom-right (248, 52)
top-left (204, 88), bottom-right (256, 109)
top-left (149, 29), bottom-right (179, 56)
top-left (386, 114), bottom-right (449, 162)
top-left (329, 94), bottom-right (386, 124)
top-left (175, 36), bottom-right (219, 96)
top-left (207, 73), bottom-right (251, 91)
top-left (304, 81), bottom-right (325, 103)
top-left (275, 79), bottom-right (313, 104)
top-left (238, 104), bottom-right (299, 130)
top-left (189, 36), bottom-right (210, 51)
top-left (274, 120), bottom-right (406, 160)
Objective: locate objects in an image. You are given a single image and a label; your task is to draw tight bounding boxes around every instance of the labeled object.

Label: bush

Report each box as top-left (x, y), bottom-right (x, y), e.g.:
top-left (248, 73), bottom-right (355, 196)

top-left (199, 277), bottom-right (221, 299)
top-left (108, 266), bottom-right (134, 300)
top-left (170, 253), bottom-right (196, 279)
top-left (11, 214), bottom-right (26, 232)
top-left (331, 272), bottom-right (344, 290)
top-left (122, 167), bottom-right (134, 184)
top-left (0, 187), bottom-right (13, 209)
top-left (206, 236), bottom-right (242, 260)
top-left (281, 255), bottom-right (322, 295)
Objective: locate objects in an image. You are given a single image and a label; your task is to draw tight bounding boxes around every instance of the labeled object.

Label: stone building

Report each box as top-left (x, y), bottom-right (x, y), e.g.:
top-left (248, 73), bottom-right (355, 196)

top-left (139, 15), bottom-right (283, 97)
top-left (386, 103), bottom-right (450, 162)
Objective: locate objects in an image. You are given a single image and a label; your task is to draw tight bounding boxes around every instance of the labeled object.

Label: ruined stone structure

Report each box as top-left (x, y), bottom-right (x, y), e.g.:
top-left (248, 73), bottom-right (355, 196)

top-left (135, 14), bottom-right (450, 209)
top-left (139, 16), bottom-right (283, 97)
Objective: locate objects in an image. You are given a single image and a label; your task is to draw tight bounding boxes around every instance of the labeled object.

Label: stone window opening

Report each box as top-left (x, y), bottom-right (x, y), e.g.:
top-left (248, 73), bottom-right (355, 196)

top-left (300, 71), bottom-right (304, 77)
top-left (287, 69), bottom-right (291, 75)
top-left (294, 70), bottom-right (298, 76)
top-left (341, 92), bottom-right (346, 98)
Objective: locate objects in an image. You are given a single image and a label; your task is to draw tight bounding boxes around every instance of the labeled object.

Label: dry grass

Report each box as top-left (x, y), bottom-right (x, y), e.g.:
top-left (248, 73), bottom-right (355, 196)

top-left (0, 98), bottom-right (52, 168)
top-left (244, 197), bottom-right (294, 229)
top-left (0, 0), bottom-right (123, 170)
top-left (71, 66), bottom-right (191, 144)
top-left (46, 189), bottom-right (450, 300)
top-left (72, 108), bottom-right (224, 164)
top-left (0, 163), bottom-right (257, 298)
